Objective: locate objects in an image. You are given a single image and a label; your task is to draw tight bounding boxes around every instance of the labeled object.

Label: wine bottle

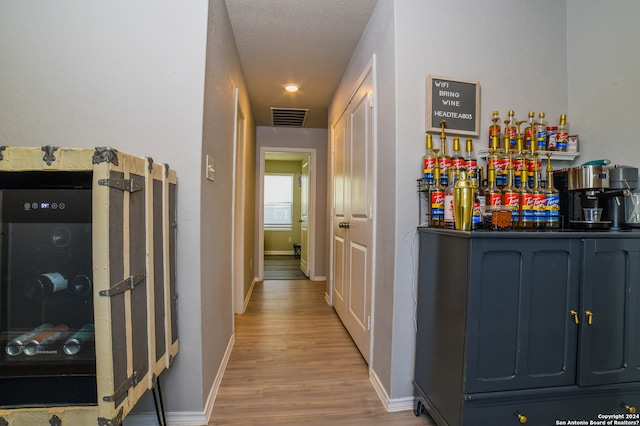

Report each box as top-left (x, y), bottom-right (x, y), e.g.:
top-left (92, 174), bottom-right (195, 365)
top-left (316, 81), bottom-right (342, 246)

top-left (24, 272), bottom-right (68, 299)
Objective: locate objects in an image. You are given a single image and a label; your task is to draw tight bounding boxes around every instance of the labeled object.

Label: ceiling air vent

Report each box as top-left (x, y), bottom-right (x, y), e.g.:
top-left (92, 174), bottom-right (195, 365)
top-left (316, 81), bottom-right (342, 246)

top-left (271, 108), bottom-right (308, 127)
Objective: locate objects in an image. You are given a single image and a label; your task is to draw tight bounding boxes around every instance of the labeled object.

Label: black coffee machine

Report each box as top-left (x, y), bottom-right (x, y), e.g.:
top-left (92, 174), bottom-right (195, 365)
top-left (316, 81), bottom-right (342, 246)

top-left (555, 163), bottom-right (638, 230)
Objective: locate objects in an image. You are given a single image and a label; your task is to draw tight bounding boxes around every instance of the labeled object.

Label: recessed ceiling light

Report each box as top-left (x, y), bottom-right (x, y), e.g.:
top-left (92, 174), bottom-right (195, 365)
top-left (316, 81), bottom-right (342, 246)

top-left (284, 84), bottom-right (299, 93)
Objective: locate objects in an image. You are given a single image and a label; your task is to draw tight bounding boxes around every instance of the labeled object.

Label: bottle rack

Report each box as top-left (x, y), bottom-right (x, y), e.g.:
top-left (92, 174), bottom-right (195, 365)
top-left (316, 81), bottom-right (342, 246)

top-left (477, 147), bottom-right (579, 161)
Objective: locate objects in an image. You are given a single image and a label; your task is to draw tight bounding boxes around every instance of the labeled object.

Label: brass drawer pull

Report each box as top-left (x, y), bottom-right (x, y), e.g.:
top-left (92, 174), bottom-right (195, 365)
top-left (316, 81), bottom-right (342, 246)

top-left (515, 411), bottom-right (527, 423)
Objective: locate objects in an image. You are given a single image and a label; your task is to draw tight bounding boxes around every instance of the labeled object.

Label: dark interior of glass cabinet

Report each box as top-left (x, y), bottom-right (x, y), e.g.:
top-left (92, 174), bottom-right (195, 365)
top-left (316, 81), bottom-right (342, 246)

top-left (0, 172), bottom-right (97, 407)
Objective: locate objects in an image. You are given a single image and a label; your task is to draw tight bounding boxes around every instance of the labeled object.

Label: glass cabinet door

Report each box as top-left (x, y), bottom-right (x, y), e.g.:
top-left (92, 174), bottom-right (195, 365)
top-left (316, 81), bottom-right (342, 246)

top-left (0, 175), bottom-right (97, 407)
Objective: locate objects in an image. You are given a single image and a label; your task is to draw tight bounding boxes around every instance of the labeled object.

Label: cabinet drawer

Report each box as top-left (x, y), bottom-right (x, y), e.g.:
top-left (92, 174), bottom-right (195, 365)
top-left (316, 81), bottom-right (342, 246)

top-left (463, 389), bottom-right (640, 426)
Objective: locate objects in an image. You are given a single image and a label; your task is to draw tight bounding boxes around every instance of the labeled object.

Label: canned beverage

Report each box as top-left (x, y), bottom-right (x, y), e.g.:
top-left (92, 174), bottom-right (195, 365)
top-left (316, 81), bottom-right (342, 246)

top-left (5, 323), bottom-right (54, 356)
top-left (23, 324), bottom-right (70, 356)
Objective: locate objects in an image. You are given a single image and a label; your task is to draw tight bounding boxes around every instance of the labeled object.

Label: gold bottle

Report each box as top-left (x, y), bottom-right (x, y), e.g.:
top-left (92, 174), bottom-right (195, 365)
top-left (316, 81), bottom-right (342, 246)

top-left (519, 168), bottom-right (534, 229)
top-left (502, 152), bottom-right (520, 226)
top-left (438, 120), bottom-right (451, 187)
top-left (531, 159), bottom-right (546, 229)
top-left (454, 167), bottom-right (474, 231)
top-left (422, 134), bottom-right (437, 186)
top-left (430, 157), bottom-right (445, 228)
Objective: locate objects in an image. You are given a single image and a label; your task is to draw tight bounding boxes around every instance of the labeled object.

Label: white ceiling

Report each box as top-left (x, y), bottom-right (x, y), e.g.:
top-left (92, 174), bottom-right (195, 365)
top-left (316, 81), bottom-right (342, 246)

top-left (225, 0), bottom-right (378, 129)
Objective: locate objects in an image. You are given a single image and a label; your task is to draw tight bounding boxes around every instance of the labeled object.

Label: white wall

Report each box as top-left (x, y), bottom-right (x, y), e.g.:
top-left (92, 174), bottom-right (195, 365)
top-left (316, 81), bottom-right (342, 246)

top-left (567, 0), bottom-right (640, 168)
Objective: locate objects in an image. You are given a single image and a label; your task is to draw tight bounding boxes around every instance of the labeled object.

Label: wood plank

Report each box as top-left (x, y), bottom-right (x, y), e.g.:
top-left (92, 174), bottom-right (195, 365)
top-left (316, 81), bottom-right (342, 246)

top-left (209, 280), bottom-right (434, 425)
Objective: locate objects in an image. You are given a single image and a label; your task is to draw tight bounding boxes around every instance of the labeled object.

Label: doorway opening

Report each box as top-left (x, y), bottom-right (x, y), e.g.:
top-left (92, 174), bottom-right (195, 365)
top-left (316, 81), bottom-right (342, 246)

top-left (258, 148), bottom-right (316, 282)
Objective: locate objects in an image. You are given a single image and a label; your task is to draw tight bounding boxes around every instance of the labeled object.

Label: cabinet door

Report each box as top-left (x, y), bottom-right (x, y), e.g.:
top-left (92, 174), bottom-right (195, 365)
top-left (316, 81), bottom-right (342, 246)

top-left (465, 238), bottom-right (580, 393)
top-left (579, 239), bottom-right (640, 386)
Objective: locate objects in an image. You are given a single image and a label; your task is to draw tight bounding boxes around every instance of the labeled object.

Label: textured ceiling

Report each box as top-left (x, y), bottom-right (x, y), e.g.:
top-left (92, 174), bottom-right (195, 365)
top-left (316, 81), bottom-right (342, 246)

top-left (225, 0), bottom-right (378, 129)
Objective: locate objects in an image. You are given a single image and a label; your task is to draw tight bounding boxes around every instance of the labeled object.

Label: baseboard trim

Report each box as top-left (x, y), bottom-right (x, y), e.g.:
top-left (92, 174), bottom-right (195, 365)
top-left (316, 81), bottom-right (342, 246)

top-left (244, 278), bottom-right (257, 312)
top-left (124, 334), bottom-right (235, 426)
top-left (264, 250), bottom-right (295, 256)
top-left (369, 369), bottom-right (414, 413)
top-left (124, 410), bottom-right (208, 426)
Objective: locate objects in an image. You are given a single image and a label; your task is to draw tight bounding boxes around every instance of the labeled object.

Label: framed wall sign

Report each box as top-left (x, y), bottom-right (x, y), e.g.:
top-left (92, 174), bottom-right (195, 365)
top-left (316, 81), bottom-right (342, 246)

top-left (426, 75), bottom-right (480, 137)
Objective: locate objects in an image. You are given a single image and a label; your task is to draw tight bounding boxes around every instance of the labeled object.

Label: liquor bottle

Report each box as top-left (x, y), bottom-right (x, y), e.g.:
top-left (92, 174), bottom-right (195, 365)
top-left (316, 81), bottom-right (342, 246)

top-left (500, 125), bottom-right (511, 187)
top-left (519, 168), bottom-right (535, 229)
top-left (487, 135), bottom-right (505, 189)
top-left (438, 122), bottom-right (451, 187)
top-left (24, 272), bottom-right (68, 299)
top-left (536, 112), bottom-right (548, 150)
top-left (464, 138), bottom-right (478, 184)
top-left (476, 166), bottom-right (487, 215)
top-left (454, 168), bottom-right (474, 231)
top-left (471, 168), bottom-right (485, 230)
top-left (506, 110), bottom-right (517, 149)
top-left (556, 114), bottom-right (569, 152)
top-left (488, 111), bottom-right (501, 147)
top-left (524, 111), bottom-right (535, 150)
top-left (526, 137), bottom-right (541, 188)
top-left (444, 168), bottom-right (458, 229)
top-left (430, 164), bottom-right (445, 228)
top-left (544, 153), bottom-right (561, 228)
top-left (531, 160), bottom-right (546, 229)
top-left (451, 137), bottom-right (465, 171)
top-left (486, 163), bottom-right (502, 209)
top-left (502, 153), bottom-right (520, 225)
top-left (513, 132), bottom-right (526, 188)
top-left (422, 134), bottom-right (437, 185)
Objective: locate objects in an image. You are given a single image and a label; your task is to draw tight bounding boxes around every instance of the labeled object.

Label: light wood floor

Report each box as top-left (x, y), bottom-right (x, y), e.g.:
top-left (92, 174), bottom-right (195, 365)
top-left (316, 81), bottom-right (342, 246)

top-left (209, 279), bottom-right (434, 425)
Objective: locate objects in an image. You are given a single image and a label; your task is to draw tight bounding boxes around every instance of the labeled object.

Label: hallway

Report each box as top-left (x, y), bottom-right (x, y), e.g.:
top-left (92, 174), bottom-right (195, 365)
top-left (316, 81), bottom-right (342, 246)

top-left (209, 279), bottom-right (433, 425)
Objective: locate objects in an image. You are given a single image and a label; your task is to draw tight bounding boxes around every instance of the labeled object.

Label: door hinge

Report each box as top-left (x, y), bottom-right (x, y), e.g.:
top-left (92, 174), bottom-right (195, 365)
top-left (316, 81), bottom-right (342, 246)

top-left (98, 178), bottom-right (143, 193)
top-left (368, 93), bottom-right (374, 108)
top-left (99, 273), bottom-right (146, 297)
top-left (103, 362), bottom-right (147, 403)
top-left (367, 315), bottom-right (371, 330)
top-left (369, 205), bottom-right (373, 220)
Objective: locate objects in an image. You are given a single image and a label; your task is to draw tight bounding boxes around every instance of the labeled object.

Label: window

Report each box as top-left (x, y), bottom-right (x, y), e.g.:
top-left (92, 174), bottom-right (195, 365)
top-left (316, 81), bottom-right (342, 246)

top-left (264, 174), bottom-right (293, 230)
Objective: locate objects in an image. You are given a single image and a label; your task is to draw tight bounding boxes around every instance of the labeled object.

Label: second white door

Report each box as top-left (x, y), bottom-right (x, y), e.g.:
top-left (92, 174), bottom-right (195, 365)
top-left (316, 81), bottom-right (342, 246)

top-left (332, 65), bottom-right (375, 364)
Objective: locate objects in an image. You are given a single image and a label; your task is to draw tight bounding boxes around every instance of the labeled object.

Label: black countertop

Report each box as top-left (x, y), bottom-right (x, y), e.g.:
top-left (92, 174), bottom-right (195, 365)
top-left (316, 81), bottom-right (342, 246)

top-left (417, 225), bottom-right (640, 239)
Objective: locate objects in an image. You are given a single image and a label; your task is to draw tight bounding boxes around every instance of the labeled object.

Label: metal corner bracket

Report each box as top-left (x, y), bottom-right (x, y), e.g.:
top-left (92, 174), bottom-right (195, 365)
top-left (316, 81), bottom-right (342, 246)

top-left (93, 147), bottom-right (119, 166)
top-left (42, 145), bottom-right (58, 166)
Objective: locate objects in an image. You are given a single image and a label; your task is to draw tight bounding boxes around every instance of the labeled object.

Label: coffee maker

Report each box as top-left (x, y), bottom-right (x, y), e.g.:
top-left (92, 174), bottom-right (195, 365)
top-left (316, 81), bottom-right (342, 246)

top-left (555, 163), bottom-right (638, 230)
top-left (606, 165), bottom-right (638, 230)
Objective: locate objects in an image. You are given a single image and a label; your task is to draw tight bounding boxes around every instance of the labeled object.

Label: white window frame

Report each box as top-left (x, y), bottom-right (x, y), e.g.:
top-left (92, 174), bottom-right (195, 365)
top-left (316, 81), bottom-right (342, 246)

top-left (264, 173), bottom-right (294, 230)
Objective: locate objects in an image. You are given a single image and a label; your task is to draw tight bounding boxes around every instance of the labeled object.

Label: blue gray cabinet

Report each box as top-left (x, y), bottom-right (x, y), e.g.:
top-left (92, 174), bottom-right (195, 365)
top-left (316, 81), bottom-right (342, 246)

top-left (414, 228), bottom-right (640, 425)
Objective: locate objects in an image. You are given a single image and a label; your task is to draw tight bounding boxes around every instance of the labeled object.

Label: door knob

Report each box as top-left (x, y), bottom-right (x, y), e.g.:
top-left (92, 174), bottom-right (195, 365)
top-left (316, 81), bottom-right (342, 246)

top-left (343, 221), bottom-right (350, 229)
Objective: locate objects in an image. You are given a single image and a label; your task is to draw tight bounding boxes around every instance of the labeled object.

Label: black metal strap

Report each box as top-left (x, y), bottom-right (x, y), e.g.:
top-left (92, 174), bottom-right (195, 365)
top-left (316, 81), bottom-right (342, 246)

top-left (99, 273), bottom-right (145, 297)
top-left (98, 178), bottom-right (143, 193)
top-left (102, 362), bottom-right (147, 403)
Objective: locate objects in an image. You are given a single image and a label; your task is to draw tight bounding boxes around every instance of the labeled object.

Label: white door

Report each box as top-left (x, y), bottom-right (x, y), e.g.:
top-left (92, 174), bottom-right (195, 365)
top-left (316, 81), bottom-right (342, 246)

top-left (332, 66), bottom-right (375, 364)
top-left (300, 158), bottom-right (310, 277)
